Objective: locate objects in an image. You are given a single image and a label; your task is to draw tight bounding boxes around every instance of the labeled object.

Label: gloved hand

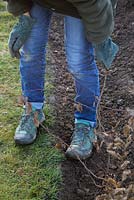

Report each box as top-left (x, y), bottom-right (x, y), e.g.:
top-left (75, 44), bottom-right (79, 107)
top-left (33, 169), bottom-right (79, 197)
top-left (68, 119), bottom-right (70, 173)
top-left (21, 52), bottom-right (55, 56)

top-left (94, 37), bottom-right (119, 69)
top-left (8, 15), bottom-right (35, 59)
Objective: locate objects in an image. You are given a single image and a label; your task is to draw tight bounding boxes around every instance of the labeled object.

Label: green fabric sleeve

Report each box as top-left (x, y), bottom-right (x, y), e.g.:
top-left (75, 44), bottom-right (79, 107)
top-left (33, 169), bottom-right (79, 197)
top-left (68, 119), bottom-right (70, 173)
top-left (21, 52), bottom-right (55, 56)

top-left (111, 0), bottom-right (118, 8)
top-left (4, 0), bottom-right (33, 16)
top-left (66, 0), bottom-right (114, 44)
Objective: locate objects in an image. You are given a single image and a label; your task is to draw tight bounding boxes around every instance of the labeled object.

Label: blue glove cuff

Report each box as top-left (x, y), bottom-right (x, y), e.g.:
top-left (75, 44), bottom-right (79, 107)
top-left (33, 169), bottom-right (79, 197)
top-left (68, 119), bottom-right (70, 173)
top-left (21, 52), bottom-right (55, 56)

top-left (94, 37), bottom-right (119, 69)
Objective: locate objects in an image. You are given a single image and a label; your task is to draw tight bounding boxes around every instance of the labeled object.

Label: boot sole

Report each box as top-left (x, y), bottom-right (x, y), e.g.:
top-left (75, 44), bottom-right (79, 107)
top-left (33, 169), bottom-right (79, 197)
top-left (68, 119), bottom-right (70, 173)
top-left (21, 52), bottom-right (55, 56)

top-left (65, 148), bottom-right (93, 160)
top-left (14, 133), bottom-right (37, 145)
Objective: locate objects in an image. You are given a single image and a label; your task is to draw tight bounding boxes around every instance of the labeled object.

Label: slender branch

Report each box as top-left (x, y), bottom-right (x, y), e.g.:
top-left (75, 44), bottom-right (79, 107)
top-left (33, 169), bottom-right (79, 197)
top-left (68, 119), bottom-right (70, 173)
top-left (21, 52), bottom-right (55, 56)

top-left (100, 105), bottom-right (126, 113)
top-left (97, 71), bottom-right (108, 132)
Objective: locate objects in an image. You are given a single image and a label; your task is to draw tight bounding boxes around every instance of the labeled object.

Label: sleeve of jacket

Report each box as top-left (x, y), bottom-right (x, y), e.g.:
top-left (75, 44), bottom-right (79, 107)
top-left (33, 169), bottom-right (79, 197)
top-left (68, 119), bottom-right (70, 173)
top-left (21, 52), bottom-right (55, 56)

top-left (3, 0), bottom-right (33, 16)
top-left (111, 0), bottom-right (118, 15)
top-left (66, 0), bottom-right (114, 44)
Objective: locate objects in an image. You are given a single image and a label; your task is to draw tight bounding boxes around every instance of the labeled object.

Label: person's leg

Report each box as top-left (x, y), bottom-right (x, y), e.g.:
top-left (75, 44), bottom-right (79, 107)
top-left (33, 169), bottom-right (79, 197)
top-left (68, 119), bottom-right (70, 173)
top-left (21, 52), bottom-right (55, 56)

top-left (20, 4), bottom-right (52, 110)
top-left (64, 16), bottom-right (100, 159)
top-left (64, 16), bottom-right (100, 125)
top-left (14, 4), bottom-right (52, 144)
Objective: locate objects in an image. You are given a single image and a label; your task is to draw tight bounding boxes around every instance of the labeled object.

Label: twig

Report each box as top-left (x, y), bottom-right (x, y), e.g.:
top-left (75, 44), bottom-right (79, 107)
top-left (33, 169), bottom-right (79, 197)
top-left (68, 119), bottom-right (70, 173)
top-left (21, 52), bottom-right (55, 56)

top-left (97, 70), bottom-right (109, 111)
top-left (100, 105), bottom-right (126, 113)
top-left (106, 154), bottom-right (111, 174)
top-left (97, 71), bottom-right (109, 132)
top-left (77, 158), bottom-right (105, 188)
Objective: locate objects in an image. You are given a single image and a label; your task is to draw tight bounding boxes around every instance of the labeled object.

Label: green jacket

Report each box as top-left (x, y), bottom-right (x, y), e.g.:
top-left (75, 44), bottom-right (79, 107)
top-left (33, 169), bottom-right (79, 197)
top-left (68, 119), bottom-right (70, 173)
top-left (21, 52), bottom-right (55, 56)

top-left (4, 0), bottom-right (117, 44)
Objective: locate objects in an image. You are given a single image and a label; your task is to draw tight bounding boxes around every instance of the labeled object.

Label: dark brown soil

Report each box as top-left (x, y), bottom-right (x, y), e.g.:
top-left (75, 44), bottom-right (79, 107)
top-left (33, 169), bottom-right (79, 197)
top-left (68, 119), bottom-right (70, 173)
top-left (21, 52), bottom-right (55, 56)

top-left (46, 0), bottom-right (134, 199)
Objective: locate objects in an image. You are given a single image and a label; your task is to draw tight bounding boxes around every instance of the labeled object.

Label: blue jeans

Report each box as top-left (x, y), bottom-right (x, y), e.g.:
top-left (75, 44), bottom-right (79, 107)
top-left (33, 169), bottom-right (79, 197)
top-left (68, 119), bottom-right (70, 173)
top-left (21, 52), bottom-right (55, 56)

top-left (20, 4), bottom-right (100, 126)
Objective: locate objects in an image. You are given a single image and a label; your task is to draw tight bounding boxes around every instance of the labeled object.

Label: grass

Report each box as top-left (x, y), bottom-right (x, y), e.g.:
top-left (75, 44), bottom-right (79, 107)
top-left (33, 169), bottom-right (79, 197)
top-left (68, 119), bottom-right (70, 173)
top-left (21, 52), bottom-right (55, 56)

top-left (0, 2), bottom-right (64, 200)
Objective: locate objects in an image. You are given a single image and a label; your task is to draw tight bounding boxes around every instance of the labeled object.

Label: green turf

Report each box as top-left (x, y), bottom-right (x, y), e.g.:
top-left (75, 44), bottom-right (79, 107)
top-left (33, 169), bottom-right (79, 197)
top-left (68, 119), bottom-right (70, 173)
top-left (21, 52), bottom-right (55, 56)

top-left (0, 2), bottom-right (64, 200)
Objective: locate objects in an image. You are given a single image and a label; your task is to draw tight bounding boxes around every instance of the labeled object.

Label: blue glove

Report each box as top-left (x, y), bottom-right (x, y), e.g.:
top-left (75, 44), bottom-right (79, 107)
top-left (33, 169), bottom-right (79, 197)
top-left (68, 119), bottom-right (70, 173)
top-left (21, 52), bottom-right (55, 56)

top-left (94, 37), bottom-right (119, 69)
top-left (8, 15), bottom-right (35, 59)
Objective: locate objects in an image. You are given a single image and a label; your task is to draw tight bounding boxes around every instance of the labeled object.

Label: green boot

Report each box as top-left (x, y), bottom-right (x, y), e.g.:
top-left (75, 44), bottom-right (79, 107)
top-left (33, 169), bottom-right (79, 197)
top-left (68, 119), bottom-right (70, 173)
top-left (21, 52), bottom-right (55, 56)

top-left (65, 119), bottom-right (97, 160)
top-left (14, 109), bottom-right (45, 145)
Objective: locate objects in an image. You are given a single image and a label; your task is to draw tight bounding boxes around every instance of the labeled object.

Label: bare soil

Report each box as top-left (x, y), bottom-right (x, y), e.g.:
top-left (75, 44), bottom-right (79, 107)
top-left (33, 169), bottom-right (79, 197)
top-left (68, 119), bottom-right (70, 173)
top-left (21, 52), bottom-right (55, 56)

top-left (46, 0), bottom-right (134, 199)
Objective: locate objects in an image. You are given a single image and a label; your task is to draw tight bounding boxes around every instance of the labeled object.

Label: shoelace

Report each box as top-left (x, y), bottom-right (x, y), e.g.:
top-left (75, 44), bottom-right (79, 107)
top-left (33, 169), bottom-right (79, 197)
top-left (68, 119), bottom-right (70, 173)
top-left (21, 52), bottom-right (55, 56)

top-left (19, 113), bottom-right (33, 130)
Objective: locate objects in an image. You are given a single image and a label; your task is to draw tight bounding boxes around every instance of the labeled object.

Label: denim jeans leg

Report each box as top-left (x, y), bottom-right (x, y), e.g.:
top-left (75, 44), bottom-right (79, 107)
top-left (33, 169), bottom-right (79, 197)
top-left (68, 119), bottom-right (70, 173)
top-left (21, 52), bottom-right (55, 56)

top-left (64, 16), bottom-right (100, 126)
top-left (20, 4), bottom-right (52, 110)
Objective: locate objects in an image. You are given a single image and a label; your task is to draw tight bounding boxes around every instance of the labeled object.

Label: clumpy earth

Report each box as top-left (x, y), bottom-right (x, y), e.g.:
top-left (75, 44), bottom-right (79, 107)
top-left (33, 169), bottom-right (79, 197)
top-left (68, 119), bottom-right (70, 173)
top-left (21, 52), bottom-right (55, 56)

top-left (46, 0), bottom-right (134, 199)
